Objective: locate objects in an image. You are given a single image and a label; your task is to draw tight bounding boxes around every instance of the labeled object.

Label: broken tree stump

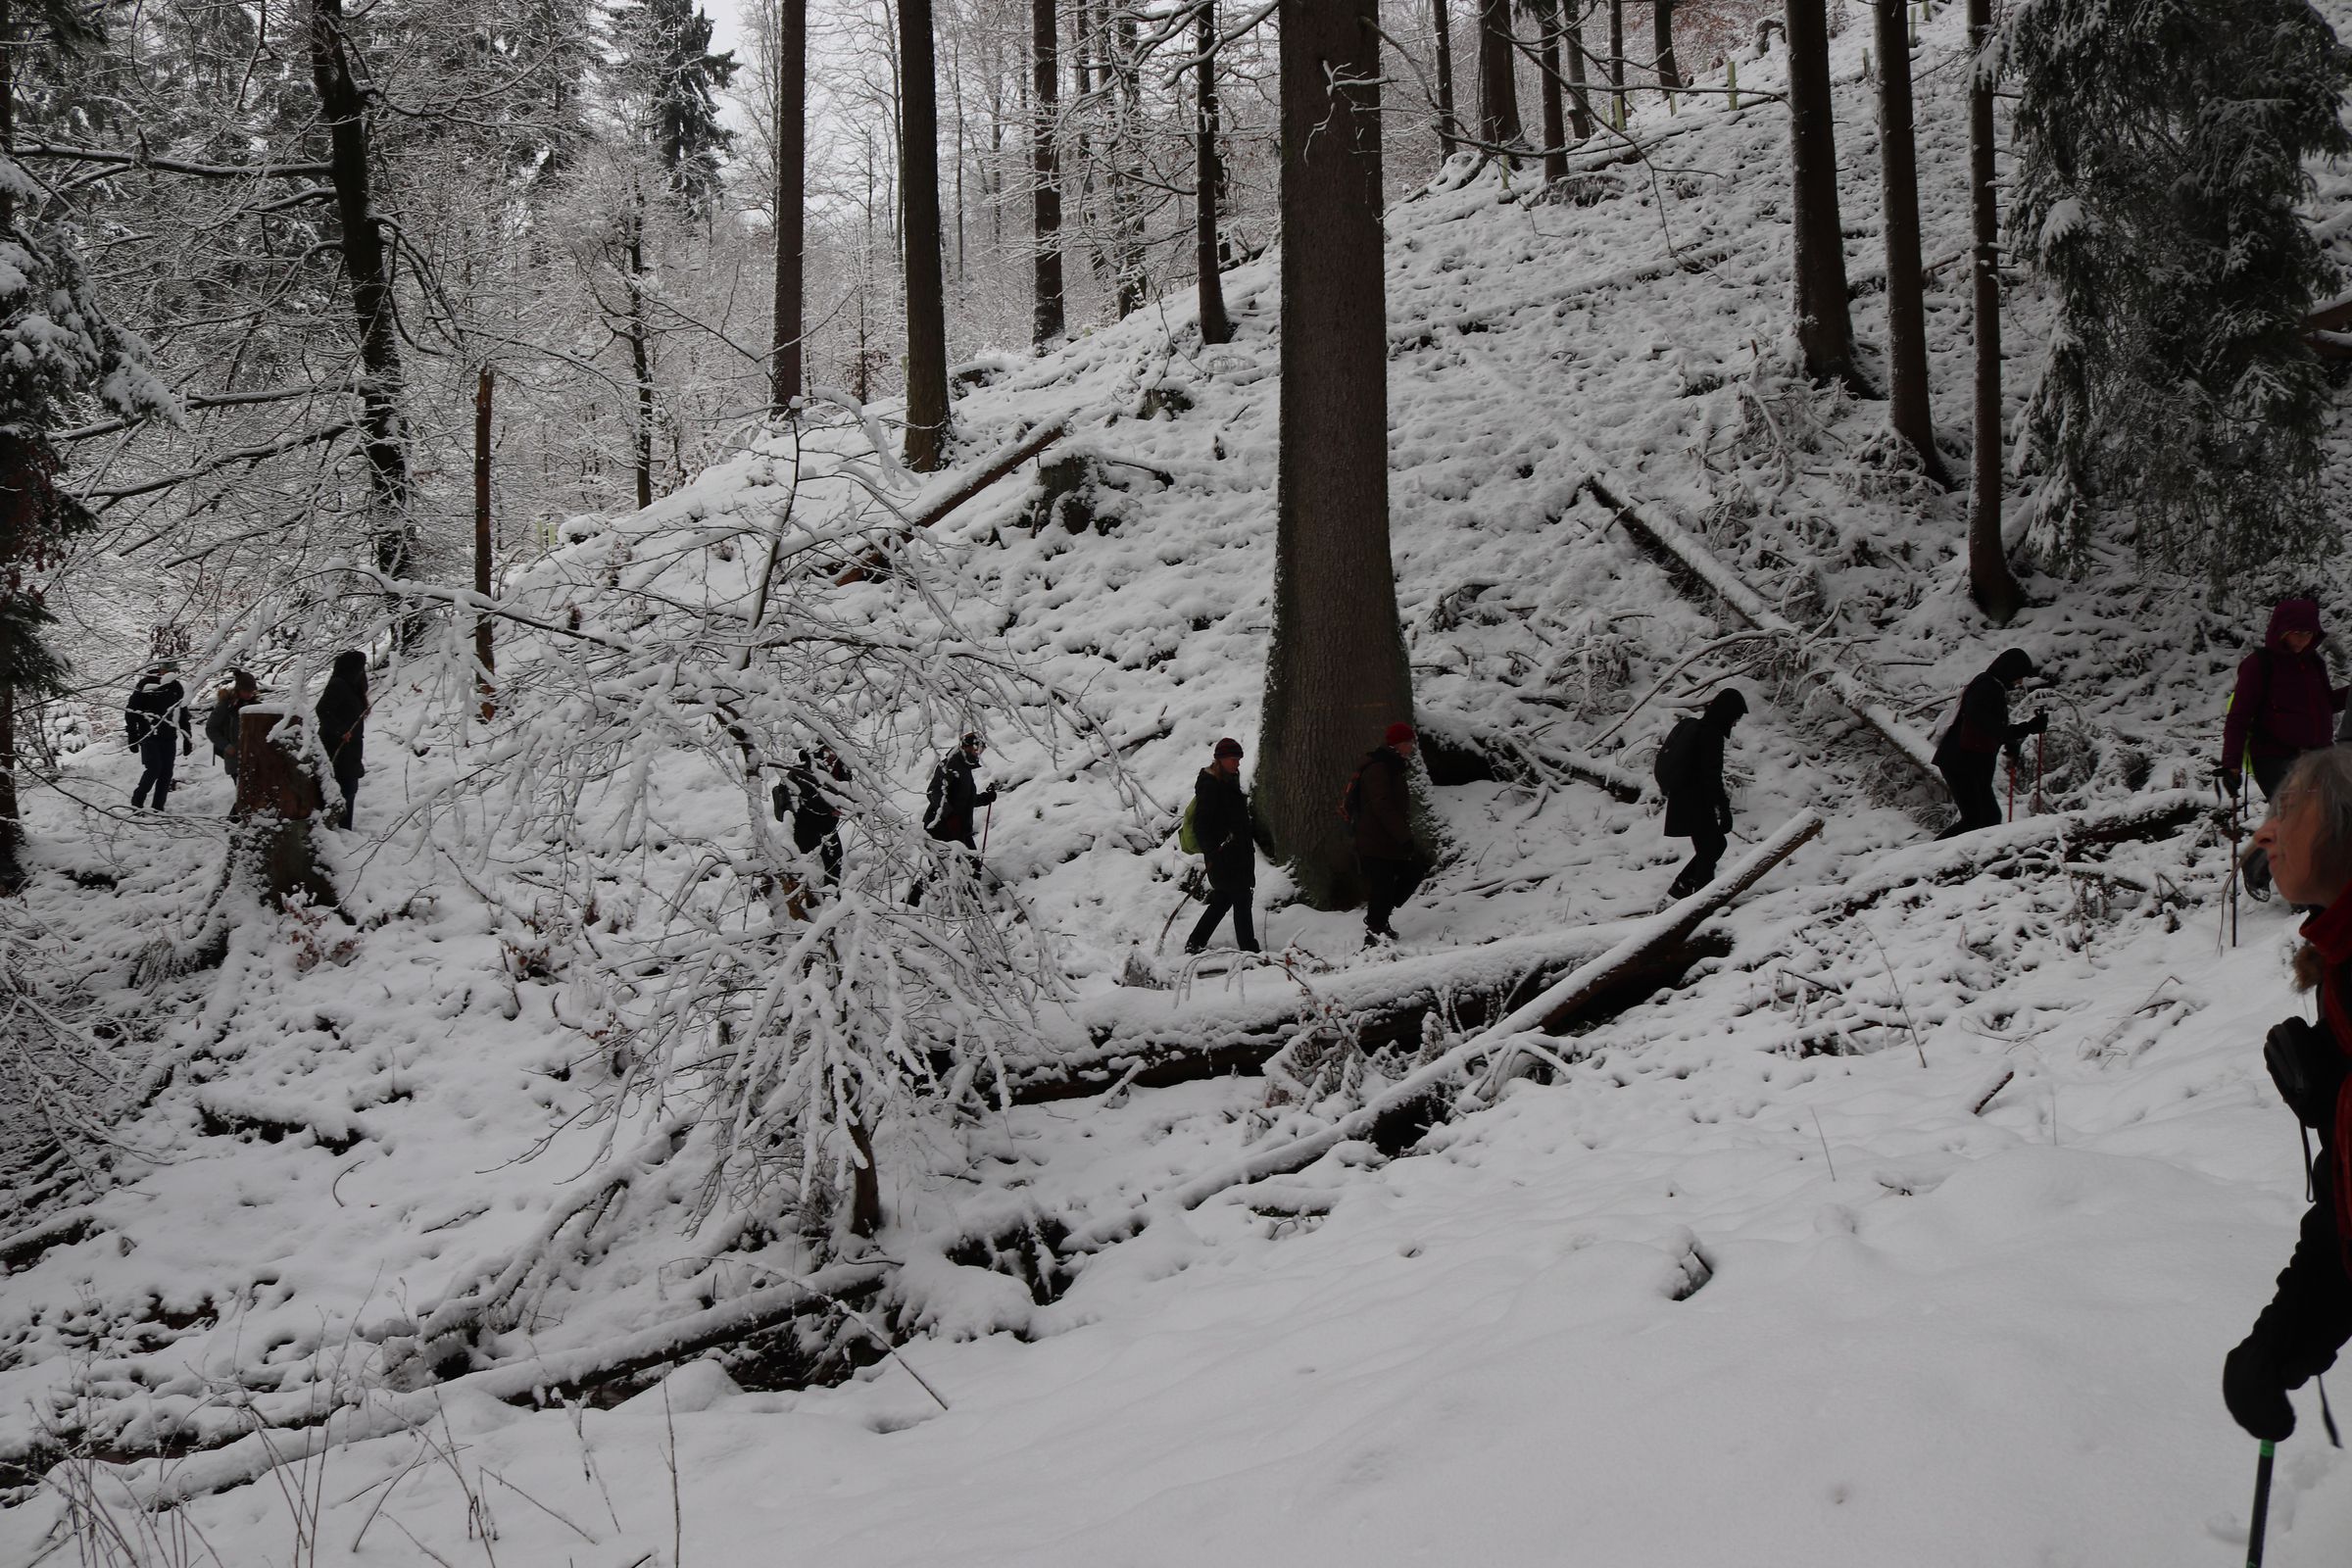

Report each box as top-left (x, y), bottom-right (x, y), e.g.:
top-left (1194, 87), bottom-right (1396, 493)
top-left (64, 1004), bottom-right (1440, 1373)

top-left (233, 706), bottom-right (335, 908)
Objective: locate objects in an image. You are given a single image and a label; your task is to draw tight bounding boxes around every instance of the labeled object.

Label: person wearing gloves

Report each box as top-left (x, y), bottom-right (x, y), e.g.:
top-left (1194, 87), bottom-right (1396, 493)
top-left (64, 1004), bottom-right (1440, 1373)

top-left (910, 731), bottom-right (999, 906)
top-left (1656, 687), bottom-right (1747, 900)
top-left (2222, 596), bottom-right (2346, 898)
top-left (124, 664), bottom-right (191, 811)
top-left (1184, 737), bottom-right (1273, 956)
top-left (1933, 648), bottom-right (2046, 839)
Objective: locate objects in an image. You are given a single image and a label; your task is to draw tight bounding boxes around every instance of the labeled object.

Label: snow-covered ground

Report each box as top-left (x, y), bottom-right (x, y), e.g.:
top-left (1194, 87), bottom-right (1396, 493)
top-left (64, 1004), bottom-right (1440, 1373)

top-left (8, 4), bottom-right (2352, 1562)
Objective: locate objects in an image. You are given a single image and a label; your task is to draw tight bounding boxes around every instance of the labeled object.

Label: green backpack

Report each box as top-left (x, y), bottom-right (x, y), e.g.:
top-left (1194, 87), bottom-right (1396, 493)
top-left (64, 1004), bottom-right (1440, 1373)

top-left (1178, 797), bottom-right (1201, 855)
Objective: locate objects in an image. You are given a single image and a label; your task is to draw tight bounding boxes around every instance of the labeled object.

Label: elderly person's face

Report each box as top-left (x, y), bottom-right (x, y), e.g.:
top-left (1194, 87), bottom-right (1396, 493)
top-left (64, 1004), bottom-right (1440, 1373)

top-left (2255, 786), bottom-right (2352, 907)
top-left (2284, 629), bottom-right (2317, 656)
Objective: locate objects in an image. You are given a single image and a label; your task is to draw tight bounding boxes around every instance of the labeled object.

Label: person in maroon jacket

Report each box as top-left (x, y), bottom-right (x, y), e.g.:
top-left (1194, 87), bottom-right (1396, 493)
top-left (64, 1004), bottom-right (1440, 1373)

top-left (2222, 597), bottom-right (2347, 896)
top-left (1350, 722), bottom-right (1426, 948)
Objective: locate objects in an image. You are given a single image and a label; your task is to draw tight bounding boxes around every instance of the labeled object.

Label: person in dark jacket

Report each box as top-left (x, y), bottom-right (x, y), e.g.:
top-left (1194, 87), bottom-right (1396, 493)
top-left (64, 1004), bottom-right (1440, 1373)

top-left (125, 665), bottom-right (191, 810)
top-left (1353, 721), bottom-right (1425, 948)
top-left (1933, 648), bottom-right (2046, 839)
top-left (314, 651), bottom-right (369, 830)
top-left (2222, 597), bottom-right (2346, 897)
top-left (205, 670), bottom-right (261, 782)
top-left (2223, 746), bottom-right (2352, 1445)
top-left (1185, 737), bottom-right (1273, 955)
top-left (773, 745), bottom-right (850, 887)
top-left (909, 732), bottom-right (998, 906)
top-left (1662, 688), bottom-right (1747, 899)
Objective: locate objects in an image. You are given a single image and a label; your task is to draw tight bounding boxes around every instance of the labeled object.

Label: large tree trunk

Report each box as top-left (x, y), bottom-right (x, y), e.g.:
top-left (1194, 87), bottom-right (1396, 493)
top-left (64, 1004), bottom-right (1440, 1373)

top-left (1432, 0), bottom-right (1459, 156)
top-left (771, 0), bottom-right (807, 410)
top-left (1262, 0), bottom-right (1413, 908)
top-left (1784, 0), bottom-right (1858, 390)
top-left (1652, 0), bottom-right (1679, 91)
top-left (625, 202), bottom-right (655, 511)
top-left (1874, 0), bottom-right (1948, 485)
top-left (1535, 0), bottom-right (1567, 181)
top-left (1564, 6), bottom-right (1594, 141)
top-left (900, 0), bottom-right (952, 471)
top-left (1607, 0), bottom-right (1625, 127)
top-left (1031, 0), bottom-right (1065, 347)
top-left (1195, 0), bottom-right (1231, 346)
top-left (0, 0), bottom-right (19, 895)
top-left (1966, 0), bottom-right (2023, 620)
top-left (1476, 0), bottom-right (1523, 150)
top-left (307, 0), bottom-right (415, 594)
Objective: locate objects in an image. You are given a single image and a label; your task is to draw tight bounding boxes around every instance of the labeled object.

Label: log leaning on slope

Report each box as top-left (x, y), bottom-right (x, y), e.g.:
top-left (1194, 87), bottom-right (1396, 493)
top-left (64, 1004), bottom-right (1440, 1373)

top-left (832, 418), bottom-right (1070, 586)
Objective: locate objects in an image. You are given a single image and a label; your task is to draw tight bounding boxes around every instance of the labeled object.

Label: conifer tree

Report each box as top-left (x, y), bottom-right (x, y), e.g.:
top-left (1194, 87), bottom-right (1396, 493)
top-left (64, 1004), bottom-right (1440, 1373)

top-left (613, 0), bottom-right (739, 219)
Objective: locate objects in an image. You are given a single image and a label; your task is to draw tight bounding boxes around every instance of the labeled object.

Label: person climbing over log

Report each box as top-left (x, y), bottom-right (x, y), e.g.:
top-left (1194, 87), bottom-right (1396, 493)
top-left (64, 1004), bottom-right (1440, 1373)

top-left (124, 663), bottom-right (191, 811)
top-left (314, 651), bottom-right (370, 831)
top-left (1349, 721), bottom-right (1428, 949)
top-left (2222, 746), bottom-right (2352, 1446)
top-left (205, 670), bottom-right (261, 783)
top-left (773, 744), bottom-right (851, 887)
top-left (1656, 687), bottom-right (1747, 900)
top-left (910, 731), bottom-right (999, 906)
top-left (1184, 737), bottom-right (1274, 956)
top-left (1933, 648), bottom-right (2045, 839)
top-left (2222, 596), bottom-right (2346, 899)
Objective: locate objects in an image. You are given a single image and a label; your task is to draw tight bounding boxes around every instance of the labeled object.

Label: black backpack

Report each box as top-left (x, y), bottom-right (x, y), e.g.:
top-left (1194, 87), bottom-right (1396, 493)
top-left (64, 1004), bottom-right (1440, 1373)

top-left (1653, 718), bottom-right (1701, 796)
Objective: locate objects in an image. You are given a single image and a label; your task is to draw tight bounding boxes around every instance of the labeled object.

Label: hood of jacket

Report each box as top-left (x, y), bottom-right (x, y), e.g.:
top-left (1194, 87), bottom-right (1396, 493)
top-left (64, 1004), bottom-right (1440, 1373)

top-left (2268, 597), bottom-right (2326, 652)
top-left (1703, 688), bottom-right (1747, 730)
top-left (1987, 648), bottom-right (2037, 684)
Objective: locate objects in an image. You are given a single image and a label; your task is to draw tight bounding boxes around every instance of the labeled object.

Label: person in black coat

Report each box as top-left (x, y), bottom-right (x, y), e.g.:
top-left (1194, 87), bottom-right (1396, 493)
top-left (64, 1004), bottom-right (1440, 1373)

top-left (923, 731), bottom-right (996, 850)
top-left (2224, 746), bottom-right (2352, 1445)
top-left (773, 745), bottom-right (850, 886)
top-left (314, 651), bottom-right (369, 830)
top-left (1661, 687), bottom-right (1747, 899)
top-left (1933, 648), bottom-right (2046, 839)
top-left (1185, 737), bottom-right (1273, 955)
top-left (125, 665), bottom-right (191, 810)
top-left (1352, 722), bottom-right (1425, 947)
top-left (205, 670), bottom-right (260, 781)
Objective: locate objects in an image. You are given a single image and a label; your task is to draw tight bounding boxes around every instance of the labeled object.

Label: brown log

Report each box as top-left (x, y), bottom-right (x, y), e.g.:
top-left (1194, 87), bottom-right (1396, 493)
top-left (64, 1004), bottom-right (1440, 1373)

top-left (833, 418), bottom-right (1070, 585)
top-left (233, 707), bottom-right (335, 908)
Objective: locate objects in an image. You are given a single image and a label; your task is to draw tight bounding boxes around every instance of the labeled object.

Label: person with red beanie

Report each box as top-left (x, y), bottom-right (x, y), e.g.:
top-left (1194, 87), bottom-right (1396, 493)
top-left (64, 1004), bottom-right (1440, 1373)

top-left (1185, 737), bottom-right (1271, 955)
top-left (1349, 721), bottom-right (1425, 948)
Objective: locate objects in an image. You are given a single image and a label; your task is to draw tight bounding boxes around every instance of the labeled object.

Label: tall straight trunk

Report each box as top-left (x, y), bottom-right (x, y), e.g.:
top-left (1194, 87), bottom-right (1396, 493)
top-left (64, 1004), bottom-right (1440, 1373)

top-left (1564, 7), bottom-right (1594, 141)
top-left (1607, 0), bottom-right (1625, 126)
top-left (900, 0), bottom-right (952, 470)
top-left (1263, 0), bottom-right (1413, 908)
top-left (626, 204), bottom-right (655, 511)
top-left (1031, 0), bottom-right (1064, 346)
top-left (1535, 0), bottom-right (1567, 180)
top-left (1966, 0), bottom-right (2022, 620)
top-left (1652, 0), bottom-right (1679, 90)
top-left (1784, 0), bottom-right (1858, 389)
top-left (1476, 0), bottom-right (1523, 150)
top-left (1432, 0), bottom-right (1458, 156)
top-left (1873, 0), bottom-right (1948, 485)
top-left (1195, 0), bottom-right (1231, 345)
top-left (1109, 2), bottom-right (1145, 317)
top-left (772, 0), bottom-right (807, 410)
top-left (308, 0), bottom-right (414, 586)
top-left (0, 0), bottom-right (19, 891)
top-left (951, 35), bottom-right (967, 283)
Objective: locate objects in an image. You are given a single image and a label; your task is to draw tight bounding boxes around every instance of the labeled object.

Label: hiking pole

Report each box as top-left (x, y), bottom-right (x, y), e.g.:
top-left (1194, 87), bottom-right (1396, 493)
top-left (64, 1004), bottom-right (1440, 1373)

top-left (980, 799), bottom-right (993, 857)
top-left (2230, 783), bottom-right (2242, 949)
top-left (2006, 758), bottom-right (2016, 823)
top-left (2245, 1439), bottom-right (2277, 1567)
top-left (2034, 733), bottom-right (2045, 815)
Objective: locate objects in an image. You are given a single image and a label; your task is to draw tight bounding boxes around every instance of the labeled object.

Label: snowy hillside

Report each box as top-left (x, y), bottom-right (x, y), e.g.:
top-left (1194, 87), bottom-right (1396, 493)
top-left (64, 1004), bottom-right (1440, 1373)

top-left (7, 6), bottom-right (2352, 1564)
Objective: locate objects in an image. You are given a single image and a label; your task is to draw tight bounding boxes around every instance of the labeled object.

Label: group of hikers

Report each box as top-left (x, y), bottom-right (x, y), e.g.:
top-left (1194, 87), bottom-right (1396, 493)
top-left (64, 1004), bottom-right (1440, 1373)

top-left (120, 652), bottom-right (371, 830)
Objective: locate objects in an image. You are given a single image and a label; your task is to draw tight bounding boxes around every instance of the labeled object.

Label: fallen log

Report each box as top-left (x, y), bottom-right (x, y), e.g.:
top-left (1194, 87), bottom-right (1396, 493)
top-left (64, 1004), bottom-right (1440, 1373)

top-left (1417, 706), bottom-right (1645, 803)
top-left (1813, 789), bottom-right (2205, 917)
top-left (1582, 466), bottom-right (1942, 782)
top-left (833, 418), bottom-right (1069, 585)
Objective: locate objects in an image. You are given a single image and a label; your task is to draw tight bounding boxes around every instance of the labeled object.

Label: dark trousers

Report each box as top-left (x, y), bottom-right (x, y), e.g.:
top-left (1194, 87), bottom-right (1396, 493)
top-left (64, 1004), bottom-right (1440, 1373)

top-left (2243, 752), bottom-right (2301, 892)
top-left (132, 739), bottom-right (176, 809)
top-left (794, 816), bottom-right (844, 886)
top-left (908, 830), bottom-right (979, 907)
top-left (1362, 856), bottom-right (1424, 937)
top-left (330, 755), bottom-right (363, 830)
top-left (1669, 829), bottom-right (1727, 897)
top-left (1935, 755), bottom-right (2003, 840)
top-left (1186, 885), bottom-right (1258, 953)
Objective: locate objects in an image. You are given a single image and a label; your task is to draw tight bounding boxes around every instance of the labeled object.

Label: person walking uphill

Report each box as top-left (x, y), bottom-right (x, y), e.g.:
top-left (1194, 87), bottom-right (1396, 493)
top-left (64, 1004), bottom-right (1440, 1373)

top-left (909, 732), bottom-right (998, 906)
top-left (2222, 597), bottom-right (2346, 897)
top-left (205, 670), bottom-right (260, 782)
top-left (2222, 746), bottom-right (2352, 1447)
top-left (314, 652), bottom-right (369, 831)
top-left (1350, 722), bottom-right (1427, 948)
top-left (1185, 737), bottom-right (1273, 955)
top-left (124, 664), bottom-right (191, 810)
top-left (1657, 688), bottom-right (1746, 900)
top-left (1933, 648), bottom-right (2046, 839)
top-left (773, 745), bottom-right (850, 887)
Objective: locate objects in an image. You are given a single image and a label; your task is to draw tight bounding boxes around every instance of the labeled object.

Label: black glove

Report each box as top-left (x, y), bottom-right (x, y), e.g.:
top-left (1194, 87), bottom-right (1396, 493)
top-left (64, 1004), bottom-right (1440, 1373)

top-left (1717, 805), bottom-right (1734, 834)
top-left (2026, 710), bottom-right (2049, 736)
top-left (2265, 1017), bottom-right (2347, 1129)
top-left (2217, 764), bottom-right (2244, 798)
top-left (2225, 1334), bottom-right (2297, 1442)
top-left (975, 787), bottom-right (999, 808)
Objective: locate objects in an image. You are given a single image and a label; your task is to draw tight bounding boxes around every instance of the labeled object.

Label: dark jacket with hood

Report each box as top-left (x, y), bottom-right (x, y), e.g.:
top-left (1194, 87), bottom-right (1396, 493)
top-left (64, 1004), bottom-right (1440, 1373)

top-left (124, 674), bottom-right (189, 754)
top-left (1191, 766), bottom-right (1270, 892)
top-left (774, 749), bottom-right (849, 838)
top-left (314, 652), bottom-right (369, 773)
top-left (924, 747), bottom-right (995, 846)
top-left (1934, 648), bottom-right (2040, 769)
top-left (2224, 598), bottom-right (2346, 775)
top-left (1351, 746), bottom-right (1416, 862)
top-left (1662, 689), bottom-right (1746, 838)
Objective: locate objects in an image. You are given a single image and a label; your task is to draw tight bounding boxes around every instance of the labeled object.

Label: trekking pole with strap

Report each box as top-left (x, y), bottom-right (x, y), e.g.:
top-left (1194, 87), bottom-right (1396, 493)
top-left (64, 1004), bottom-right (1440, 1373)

top-left (2244, 1439), bottom-right (2276, 1567)
top-left (980, 799), bottom-right (994, 857)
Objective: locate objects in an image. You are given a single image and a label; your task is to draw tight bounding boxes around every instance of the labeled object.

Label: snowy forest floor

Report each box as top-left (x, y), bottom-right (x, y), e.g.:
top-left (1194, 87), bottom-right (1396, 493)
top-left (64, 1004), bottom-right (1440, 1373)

top-left (9, 5), bottom-right (2352, 1564)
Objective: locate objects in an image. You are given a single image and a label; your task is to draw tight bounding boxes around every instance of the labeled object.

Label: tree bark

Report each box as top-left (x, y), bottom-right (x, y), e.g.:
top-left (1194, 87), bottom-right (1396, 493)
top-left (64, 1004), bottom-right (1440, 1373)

top-left (771, 0), bottom-right (807, 410)
top-left (900, 0), bottom-right (952, 471)
top-left (1432, 0), bottom-right (1459, 156)
top-left (0, 0), bottom-right (19, 894)
top-left (1535, 0), bottom-right (1568, 181)
top-left (1194, 0), bottom-right (1231, 345)
top-left (1652, 0), bottom-right (1679, 91)
top-left (1031, 0), bottom-right (1065, 347)
top-left (1262, 0), bottom-right (1413, 908)
top-left (473, 369), bottom-right (494, 717)
top-left (1108, 2), bottom-right (1146, 317)
top-left (1564, 5), bottom-right (1594, 141)
top-left (1965, 0), bottom-right (2023, 620)
top-left (625, 201), bottom-right (655, 511)
top-left (1477, 0), bottom-right (1523, 150)
top-left (1607, 0), bottom-right (1625, 127)
top-left (1784, 0), bottom-right (1859, 390)
top-left (1874, 0), bottom-right (1948, 485)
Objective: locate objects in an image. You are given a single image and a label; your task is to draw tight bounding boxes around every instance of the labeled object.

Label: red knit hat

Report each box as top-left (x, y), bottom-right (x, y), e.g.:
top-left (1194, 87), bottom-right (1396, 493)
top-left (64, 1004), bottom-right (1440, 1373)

top-left (1213, 737), bottom-right (1244, 758)
top-left (1385, 721), bottom-right (1417, 747)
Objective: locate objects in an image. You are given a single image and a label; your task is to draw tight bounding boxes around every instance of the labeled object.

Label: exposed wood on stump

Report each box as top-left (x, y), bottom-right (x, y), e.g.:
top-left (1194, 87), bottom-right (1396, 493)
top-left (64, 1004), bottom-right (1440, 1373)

top-left (233, 707), bottom-right (334, 909)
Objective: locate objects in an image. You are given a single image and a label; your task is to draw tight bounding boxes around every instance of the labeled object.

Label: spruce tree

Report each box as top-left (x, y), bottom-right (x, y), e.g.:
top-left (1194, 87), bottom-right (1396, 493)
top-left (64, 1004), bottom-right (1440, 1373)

top-left (2009, 0), bottom-right (2349, 584)
top-left (613, 0), bottom-right (739, 218)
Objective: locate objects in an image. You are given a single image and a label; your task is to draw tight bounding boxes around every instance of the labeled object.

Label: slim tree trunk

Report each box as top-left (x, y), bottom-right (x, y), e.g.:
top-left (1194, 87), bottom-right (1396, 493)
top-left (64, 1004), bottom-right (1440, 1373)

top-left (772, 0), bottom-right (807, 410)
top-left (1873, 0), bottom-right (1948, 486)
top-left (1263, 0), bottom-right (1413, 908)
top-left (1195, 0), bottom-right (1232, 345)
top-left (1966, 0), bottom-right (2022, 620)
top-left (1652, 0), bottom-right (1679, 90)
top-left (1535, 0), bottom-right (1567, 180)
top-left (1031, 0), bottom-right (1065, 346)
top-left (1109, 2), bottom-right (1146, 317)
top-left (625, 203), bottom-right (655, 511)
top-left (1784, 0), bottom-right (1858, 390)
top-left (1477, 0), bottom-right (1524, 150)
top-left (474, 368), bottom-right (495, 715)
top-left (1432, 0), bottom-right (1459, 156)
top-left (1607, 0), bottom-right (1625, 126)
top-left (1564, 5), bottom-right (1594, 141)
top-left (0, 0), bottom-right (19, 892)
top-left (901, 0), bottom-right (952, 470)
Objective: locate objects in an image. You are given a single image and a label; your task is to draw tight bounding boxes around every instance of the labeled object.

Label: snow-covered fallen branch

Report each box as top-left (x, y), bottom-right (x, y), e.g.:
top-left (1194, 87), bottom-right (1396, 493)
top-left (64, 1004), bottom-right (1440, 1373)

top-left (832, 418), bottom-right (1071, 585)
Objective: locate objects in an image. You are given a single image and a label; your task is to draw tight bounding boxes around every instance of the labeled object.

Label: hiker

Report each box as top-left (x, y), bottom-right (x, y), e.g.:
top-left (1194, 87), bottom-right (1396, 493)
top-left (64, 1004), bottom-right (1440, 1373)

top-left (2221, 597), bottom-right (2346, 898)
top-left (124, 664), bottom-right (191, 811)
top-left (314, 651), bottom-right (369, 831)
top-left (1351, 721), bottom-right (1426, 948)
top-left (1933, 648), bottom-right (2046, 839)
top-left (773, 745), bottom-right (851, 886)
top-left (910, 731), bottom-right (998, 906)
top-left (1184, 737), bottom-right (1273, 956)
top-left (2222, 746), bottom-right (2352, 1445)
top-left (1657, 688), bottom-right (1747, 900)
top-left (204, 670), bottom-right (261, 782)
